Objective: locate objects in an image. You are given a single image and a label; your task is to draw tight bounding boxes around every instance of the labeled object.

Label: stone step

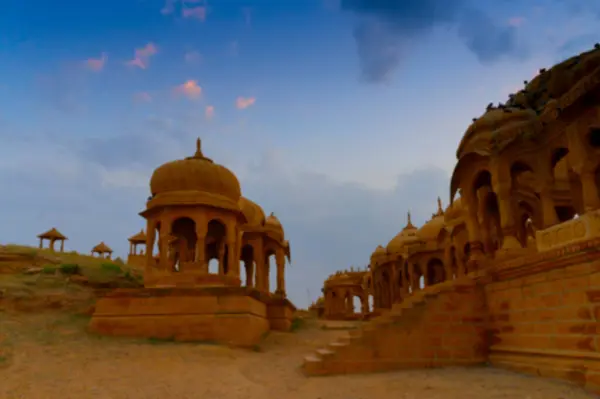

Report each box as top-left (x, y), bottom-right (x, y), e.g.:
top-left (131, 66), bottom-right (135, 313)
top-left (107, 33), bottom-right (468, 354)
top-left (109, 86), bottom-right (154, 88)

top-left (316, 348), bottom-right (336, 357)
top-left (304, 354), bottom-right (322, 363)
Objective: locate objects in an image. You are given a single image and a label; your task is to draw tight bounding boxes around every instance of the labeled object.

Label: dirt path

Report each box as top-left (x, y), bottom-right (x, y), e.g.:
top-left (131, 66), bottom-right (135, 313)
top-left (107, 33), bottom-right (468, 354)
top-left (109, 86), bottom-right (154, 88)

top-left (0, 313), bottom-right (597, 399)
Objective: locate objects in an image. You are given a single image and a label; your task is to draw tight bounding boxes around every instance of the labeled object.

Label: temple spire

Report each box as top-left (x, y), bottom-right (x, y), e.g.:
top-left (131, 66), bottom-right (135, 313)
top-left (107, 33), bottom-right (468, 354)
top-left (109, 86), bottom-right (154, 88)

top-left (436, 196), bottom-right (444, 216)
top-left (195, 137), bottom-right (203, 157)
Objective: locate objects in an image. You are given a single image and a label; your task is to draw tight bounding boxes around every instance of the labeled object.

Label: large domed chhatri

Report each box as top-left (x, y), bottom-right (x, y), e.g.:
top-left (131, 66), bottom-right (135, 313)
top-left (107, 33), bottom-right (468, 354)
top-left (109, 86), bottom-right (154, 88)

top-left (90, 137), bottom-right (296, 348)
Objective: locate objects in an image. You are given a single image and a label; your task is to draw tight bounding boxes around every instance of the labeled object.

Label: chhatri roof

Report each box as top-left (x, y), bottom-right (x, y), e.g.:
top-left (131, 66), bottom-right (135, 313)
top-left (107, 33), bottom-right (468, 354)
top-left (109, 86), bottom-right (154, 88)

top-left (149, 138), bottom-right (242, 203)
top-left (128, 229), bottom-right (147, 243)
top-left (37, 228), bottom-right (67, 240)
top-left (386, 212), bottom-right (419, 254)
top-left (239, 197), bottom-right (266, 227)
top-left (92, 241), bottom-right (113, 253)
top-left (417, 198), bottom-right (447, 242)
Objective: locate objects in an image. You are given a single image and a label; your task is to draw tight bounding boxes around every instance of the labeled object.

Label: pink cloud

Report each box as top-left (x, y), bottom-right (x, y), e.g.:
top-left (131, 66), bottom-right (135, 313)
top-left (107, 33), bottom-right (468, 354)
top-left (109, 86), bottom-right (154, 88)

top-left (508, 16), bottom-right (525, 27)
top-left (236, 96), bottom-right (256, 109)
top-left (133, 92), bottom-right (152, 103)
top-left (86, 52), bottom-right (108, 72)
top-left (174, 80), bottom-right (202, 99)
top-left (126, 43), bottom-right (158, 70)
top-left (182, 6), bottom-right (206, 21)
top-left (184, 50), bottom-right (202, 64)
top-left (205, 105), bottom-right (214, 120)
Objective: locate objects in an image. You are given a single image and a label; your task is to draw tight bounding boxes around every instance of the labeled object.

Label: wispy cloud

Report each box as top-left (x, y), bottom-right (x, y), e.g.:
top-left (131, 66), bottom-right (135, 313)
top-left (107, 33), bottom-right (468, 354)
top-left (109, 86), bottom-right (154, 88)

top-left (205, 105), bottom-right (214, 120)
top-left (160, 0), bottom-right (175, 15)
top-left (236, 96), bottom-right (256, 109)
top-left (184, 50), bottom-right (202, 64)
top-left (85, 52), bottom-right (108, 72)
top-left (508, 16), bottom-right (526, 27)
top-left (182, 6), bottom-right (206, 21)
top-left (174, 80), bottom-right (202, 99)
top-left (133, 91), bottom-right (152, 103)
top-left (126, 43), bottom-right (158, 70)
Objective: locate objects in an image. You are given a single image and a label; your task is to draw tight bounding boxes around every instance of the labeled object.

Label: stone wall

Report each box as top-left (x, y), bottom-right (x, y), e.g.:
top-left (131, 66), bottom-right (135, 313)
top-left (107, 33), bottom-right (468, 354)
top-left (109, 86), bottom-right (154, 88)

top-left (487, 237), bottom-right (600, 392)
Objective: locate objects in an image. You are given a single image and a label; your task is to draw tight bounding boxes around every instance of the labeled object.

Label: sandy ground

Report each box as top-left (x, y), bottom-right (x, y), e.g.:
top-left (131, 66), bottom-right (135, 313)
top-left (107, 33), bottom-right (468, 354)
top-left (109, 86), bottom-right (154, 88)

top-left (0, 314), bottom-right (598, 399)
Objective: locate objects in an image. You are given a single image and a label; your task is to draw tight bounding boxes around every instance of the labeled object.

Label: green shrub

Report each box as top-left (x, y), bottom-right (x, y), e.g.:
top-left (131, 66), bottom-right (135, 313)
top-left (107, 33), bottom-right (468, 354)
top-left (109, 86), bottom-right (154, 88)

top-left (42, 265), bottom-right (57, 274)
top-left (101, 263), bottom-right (122, 273)
top-left (290, 317), bottom-right (305, 332)
top-left (59, 263), bottom-right (81, 275)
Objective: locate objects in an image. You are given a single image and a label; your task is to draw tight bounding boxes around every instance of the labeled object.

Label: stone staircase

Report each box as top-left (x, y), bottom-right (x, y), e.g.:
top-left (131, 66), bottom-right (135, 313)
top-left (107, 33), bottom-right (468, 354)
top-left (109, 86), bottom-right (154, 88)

top-left (302, 277), bottom-right (489, 376)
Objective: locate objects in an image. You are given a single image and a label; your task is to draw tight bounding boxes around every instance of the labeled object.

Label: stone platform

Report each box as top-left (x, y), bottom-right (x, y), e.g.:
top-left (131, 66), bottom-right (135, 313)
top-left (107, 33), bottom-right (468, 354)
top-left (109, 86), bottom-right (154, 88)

top-left (88, 286), bottom-right (295, 347)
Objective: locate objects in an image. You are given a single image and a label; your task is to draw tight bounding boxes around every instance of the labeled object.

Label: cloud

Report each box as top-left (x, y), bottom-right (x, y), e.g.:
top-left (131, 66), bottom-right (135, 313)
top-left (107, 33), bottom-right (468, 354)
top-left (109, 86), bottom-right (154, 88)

top-left (184, 50), bottom-right (202, 64)
top-left (133, 91), bottom-right (152, 103)
top-left (205, 105), bottom-right (215, 120)
top-left (160, 0), bottom-right (175, 15)
top-left (173, 80), bottom-right (202, 100)
top-left (126, 42), bottom-right (158, 70)
top-left (236, 96), bottom-right (256, 109)
top-left (507, 16), bottom-right (525, 27)
top-left (182, 6), bottom-right (206, 21)
top-left (85, 52), bottom-right (108, 72)
top-left (340, 0), bottom-right (521, 83)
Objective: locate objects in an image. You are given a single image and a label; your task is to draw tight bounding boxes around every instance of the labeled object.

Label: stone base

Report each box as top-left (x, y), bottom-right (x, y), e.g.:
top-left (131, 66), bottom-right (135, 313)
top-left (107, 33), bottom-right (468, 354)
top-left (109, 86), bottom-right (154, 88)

top-left (89, 287), bottom-right (294, 347)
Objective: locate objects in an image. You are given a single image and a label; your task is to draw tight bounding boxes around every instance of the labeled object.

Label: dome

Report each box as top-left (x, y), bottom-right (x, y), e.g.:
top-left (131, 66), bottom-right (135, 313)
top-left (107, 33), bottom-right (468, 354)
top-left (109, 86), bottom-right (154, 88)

top-left (444, 197), bottom-right (464, 223)
top-left (386, 213), bottom-right (419, 254)
top-left (506, 45), bottom-right (600, 113)
top-left (457, 107), bottom-right (539, 159)
top-left (149, 138), bottom-right (241, 203)
top-left (239, 197), bottom-right (266, 227)
top-left (265, 212), bottom-right (284, 239)
top-left (417, 198), bottom-right (446, 242)
top-left (371, 245), bottom-right (387, 260)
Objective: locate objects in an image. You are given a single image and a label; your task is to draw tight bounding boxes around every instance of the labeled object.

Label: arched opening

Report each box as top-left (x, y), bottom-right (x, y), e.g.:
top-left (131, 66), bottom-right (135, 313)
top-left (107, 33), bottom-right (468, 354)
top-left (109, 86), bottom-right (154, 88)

top-left (555, 206), bottom-right (578, 222)
top-left (240, 244), bottom-right (254, 287)
top-left (588, 127), bottom-right (600, 148)
top-left (171, 217), bottom-right (197, 272)
top-left (483, 191), bottom-right (503, 254)
top-left (463, 243), bottom-right (471, 274)
top-left (517, 201), bottom-right (535, 247)
top-left (426, 258), bottom-right (445, 285)
top-left (418, 275), bottom-right (425, 289)
top-left (266, 250), bottom-right (275, 293)
top-left (208, 259), bottom-right (219, 274)
top-left (381, 271), bottom-right (391, 308)
top-left (396, 266), bottom-right (403, 301)
top-left (404, 262), bottom-right (412, 294)
top-left (352, 296), bottom-right (361, 314)
top-left (368, 295), bottom-right (374, 312)
top-left (206, 219), bottom-right (226, 275)
top-left (153, 222), bottom-right (161, 258)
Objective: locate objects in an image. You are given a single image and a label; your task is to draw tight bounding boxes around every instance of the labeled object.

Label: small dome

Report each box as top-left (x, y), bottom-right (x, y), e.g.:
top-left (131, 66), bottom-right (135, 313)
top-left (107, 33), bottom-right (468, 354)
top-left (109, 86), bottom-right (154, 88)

top-left (386, 212), bottom-right (419, 254)
top-left (265, 212), bottom-right (284, 239)
top-left (457, 107), bottom-right (539, 159)
top-left (371, 245), bottom-right (387, 260)
top-left (239, 197), bottom-right (266, 227)
top-left (149, 138), bottom-right (241, 203)
top-left (444, 197), bottom-right (464, 223)
top-left (417, 198), bottom-right (446, 242)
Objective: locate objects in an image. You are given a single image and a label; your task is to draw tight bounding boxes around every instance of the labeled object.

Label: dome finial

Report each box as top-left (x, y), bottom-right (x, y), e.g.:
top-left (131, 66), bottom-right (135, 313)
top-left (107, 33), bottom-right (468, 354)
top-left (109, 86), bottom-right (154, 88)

top-left (436, 197), bottom-right (444, 216)
top-left (407, 211), bottom-right (412, 225)
top-left (194, 137), bottom-right (203, 158)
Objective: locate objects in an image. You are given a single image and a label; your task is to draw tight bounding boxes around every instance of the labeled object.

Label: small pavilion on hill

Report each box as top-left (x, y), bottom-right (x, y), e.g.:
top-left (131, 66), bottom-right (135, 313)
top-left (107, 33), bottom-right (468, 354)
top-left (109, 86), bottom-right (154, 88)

top-left (37, 228), bottom-right (67, 252)
top-left (91, 242), bottom-right (113, 259)
top-left (128, 230), bottom-right (146, 255)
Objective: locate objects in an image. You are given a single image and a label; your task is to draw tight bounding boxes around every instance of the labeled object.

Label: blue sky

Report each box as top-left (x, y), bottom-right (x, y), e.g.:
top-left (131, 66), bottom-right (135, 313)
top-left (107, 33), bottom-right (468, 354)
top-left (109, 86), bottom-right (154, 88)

top-left (1, 0), bottom-right (599, 307)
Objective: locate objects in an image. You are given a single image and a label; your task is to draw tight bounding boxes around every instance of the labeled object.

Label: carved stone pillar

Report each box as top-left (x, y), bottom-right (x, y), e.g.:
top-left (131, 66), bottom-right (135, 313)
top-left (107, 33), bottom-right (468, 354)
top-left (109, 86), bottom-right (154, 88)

top-left (463, 190), bottom-right (486, 264)
top-left (195, 222), bottom-right (207, 273)
top-left (158, 222), bottom-right (170, 271)
top-left (254, 240), bottom-right (265, 291)
top-left (60, 240), bottom-right (64, 253)
top-left (540, 182), bottom-right (559, 227)
top-left (217, 241), bottom-right (225, 275)
top-left (579, 170), bottom-right (600, 213)
top-left (409, 262), bottom-right (417, 292)
top-left (493, 182), bottom-right (522, 252)
top-left (275, 248), bottom-right (286, 296)
top-left (145, 220), bottom-right (156, 271)
top-left (226, 227), bottom-right (238, 278)
top-left (443, 244), bottom-right (453, 281)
